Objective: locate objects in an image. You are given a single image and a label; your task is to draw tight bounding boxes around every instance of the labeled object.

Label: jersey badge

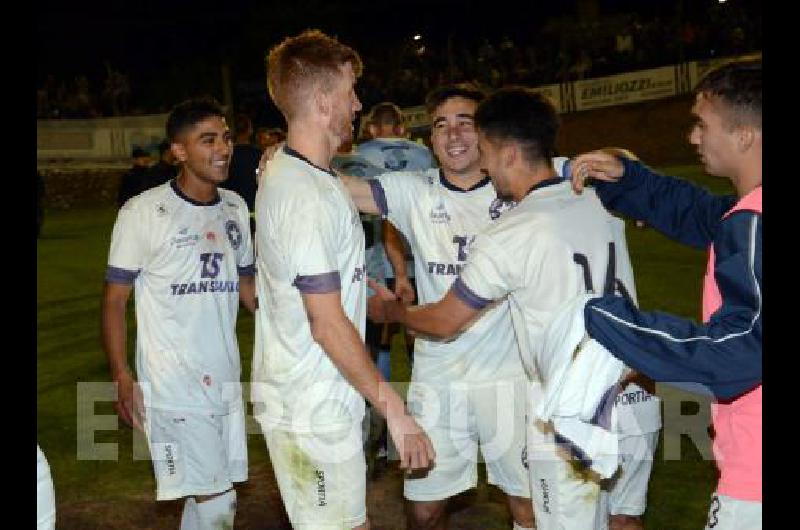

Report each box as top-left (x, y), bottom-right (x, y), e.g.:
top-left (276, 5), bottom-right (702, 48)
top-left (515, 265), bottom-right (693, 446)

top-left (171, 231), bottom-right (200, 248)
top-left (225, 220), bottom-right (242, 250)
top-left (489, 197), bottom-right (516, 220)
top-left (430, 200), bottom-right (451, 224)
top-left (156, 203), bottom-right (168, 217)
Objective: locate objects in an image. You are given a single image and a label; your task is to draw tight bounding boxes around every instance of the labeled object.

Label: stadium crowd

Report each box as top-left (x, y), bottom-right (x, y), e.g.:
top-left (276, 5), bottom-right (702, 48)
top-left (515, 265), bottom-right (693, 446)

top-left (37, 3), bottom-right (759, 120)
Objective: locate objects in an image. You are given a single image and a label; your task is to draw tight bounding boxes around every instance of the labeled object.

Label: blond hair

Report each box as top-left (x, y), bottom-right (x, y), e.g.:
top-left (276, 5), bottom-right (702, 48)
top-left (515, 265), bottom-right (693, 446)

top-left (266, 29), bottom-right (363, 121)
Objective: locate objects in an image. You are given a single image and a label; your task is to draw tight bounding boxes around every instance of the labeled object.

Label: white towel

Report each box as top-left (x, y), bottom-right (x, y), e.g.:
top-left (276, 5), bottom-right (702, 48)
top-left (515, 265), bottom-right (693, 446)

top-left (533, 294), bottom-right (627, 478)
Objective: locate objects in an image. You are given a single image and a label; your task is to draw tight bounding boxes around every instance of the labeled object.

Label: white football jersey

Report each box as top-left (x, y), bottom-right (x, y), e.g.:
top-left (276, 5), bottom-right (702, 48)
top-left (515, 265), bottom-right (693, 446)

top-left (106, 181), bottom-right (254, 413)
top-left (457, 180), bottom-right (635, 381)
top-left (252, 147), bottom-right (367, 433)
top-left (372, 169), bottom-right (521, 383)
top-left (457, 179), bottom-right (661, 435)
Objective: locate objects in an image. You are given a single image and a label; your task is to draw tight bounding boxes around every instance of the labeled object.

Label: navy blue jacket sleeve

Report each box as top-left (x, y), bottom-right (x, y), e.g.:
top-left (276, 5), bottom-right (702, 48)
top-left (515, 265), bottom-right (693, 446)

top-left (592, 158), bottom-right (738, 249)
top-left (584, 210), bottom-right (761, 400)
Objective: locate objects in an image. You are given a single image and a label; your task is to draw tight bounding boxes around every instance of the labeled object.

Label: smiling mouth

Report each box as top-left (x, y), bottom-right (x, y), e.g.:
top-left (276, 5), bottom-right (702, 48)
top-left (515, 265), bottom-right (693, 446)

top-left (446, 146), bottom-right (468, 157)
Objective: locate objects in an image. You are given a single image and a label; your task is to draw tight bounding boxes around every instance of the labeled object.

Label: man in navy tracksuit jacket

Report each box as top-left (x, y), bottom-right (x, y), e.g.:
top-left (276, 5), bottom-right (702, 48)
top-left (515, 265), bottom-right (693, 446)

top-left (569, 59), bottom-right (762, 529)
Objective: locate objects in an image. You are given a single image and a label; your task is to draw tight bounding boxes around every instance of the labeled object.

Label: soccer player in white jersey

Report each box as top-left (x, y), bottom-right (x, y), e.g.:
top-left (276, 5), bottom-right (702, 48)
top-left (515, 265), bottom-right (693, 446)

top-left (37, 445), bottom-right (55, 530)
top-left (251, 30), bottom-right (434, 530)
top-left (367, 87), bottom-right (657, 530)
top-left (344, 85), bottom-right (537, 530)
top-left (102, 97), bottom-right (255, 530)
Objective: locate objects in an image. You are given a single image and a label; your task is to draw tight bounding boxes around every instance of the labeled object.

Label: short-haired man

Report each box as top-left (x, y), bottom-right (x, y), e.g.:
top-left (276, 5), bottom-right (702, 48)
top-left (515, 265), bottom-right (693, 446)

top-left (146, 139), bottom-right (178, 190)
top-left (117, 147), bottom-right (152, 207)
top-left (252, 30), bottom-right (434, 529)
top-left (102, 96), bottom-right (256, 529)
top-left (256, 126), bottom-right (286, 152)
top-left (358, 101), bottom-right (436, 171)
top-left (367, 87), bottom-right (653, 529)
top-left (570, 59), bottom-right (762, 530)
top-left (344, 84), bottom-right (541, 530)
top-left (220, 113), bottom-right (261, 225)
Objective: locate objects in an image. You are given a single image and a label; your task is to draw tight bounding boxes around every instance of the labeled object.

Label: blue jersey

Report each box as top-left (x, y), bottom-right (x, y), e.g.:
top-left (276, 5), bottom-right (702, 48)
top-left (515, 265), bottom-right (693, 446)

top-left (331, 152), bottom-right (384, 179)
top-left (331, 152), bottom-right (385, 280)
top-left (356, 138), bottom-right (435, 172)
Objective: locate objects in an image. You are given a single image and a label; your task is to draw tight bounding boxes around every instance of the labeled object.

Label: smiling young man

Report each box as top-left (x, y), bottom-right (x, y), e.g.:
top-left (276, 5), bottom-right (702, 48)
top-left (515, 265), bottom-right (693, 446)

top-left (570, 59), bottom-right (762, 530)
top-left (102, 96), bottom-right (256, 529)
top-left (344, 85), bottom-right (547, 530)
top-left (251, 30), bottom-right (434, 530)
top-left (367, 87), bottom-right (652, 529)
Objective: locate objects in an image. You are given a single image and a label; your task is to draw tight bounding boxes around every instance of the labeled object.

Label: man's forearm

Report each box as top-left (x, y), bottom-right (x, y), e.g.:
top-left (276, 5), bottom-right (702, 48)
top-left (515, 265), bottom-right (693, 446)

top-left (341, 174), bottom-right (380, 215)
top-left (383, 222), bottom-right (408, 279)
top-left (101, 295), bottom-right (131, 380)
top-left (239, 275), bottom-right (256, 313)
top-left (389, 301), bottom-right (461, 340)
top-left (313, 315), bottom-right (406, 418)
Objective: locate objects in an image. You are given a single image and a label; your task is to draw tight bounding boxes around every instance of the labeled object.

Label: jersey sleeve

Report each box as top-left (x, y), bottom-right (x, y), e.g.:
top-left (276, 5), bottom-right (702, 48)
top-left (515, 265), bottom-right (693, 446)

top-left (592, 158), bottom-right (737, 249)
top-left (281, 196), bottom-right (342, 294)
top-left (370, 171), bottom-right (422, 236)
top-left (235, 197), bottom-right (255, 276)
top-left (585, 211), bottom-right (762, 399)
top-left (454, 233), bottom-right (516, 309)
top-left (106, 201), bottom-right (147, 284)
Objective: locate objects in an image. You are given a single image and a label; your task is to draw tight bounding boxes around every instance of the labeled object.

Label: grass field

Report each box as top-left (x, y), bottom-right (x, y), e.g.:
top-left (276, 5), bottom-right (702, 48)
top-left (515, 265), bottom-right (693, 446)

top-left (37, 165), bottom-right (735, 529)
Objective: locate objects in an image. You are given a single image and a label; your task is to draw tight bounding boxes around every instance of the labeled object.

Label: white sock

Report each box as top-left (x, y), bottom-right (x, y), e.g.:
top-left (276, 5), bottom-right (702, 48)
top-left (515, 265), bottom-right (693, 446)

top-left (179, 497), bottom-right (199, 530)
top-left (195, 489), bottom-right (236, 530)
top-left (513, 521), bottom-right (534, 530)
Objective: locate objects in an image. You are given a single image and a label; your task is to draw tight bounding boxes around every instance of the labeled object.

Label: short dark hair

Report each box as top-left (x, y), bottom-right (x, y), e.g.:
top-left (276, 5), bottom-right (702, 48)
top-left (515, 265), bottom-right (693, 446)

top-left (234, 113), bottom-right (253, 136)
top-left (474, 87), bottom-right (560, 166)
top-left (424, 83), bottom-right (487, 116)
top-left (367, 102), bottom-right (404, 127)
top-left (166, 96), bottom-right (226, 141)
top-left (695, 58), bottom-right (761, 129)
top-left (131, 146), bottom-right (148, 158)
top-left (157, 140), bottom-right (171, 156)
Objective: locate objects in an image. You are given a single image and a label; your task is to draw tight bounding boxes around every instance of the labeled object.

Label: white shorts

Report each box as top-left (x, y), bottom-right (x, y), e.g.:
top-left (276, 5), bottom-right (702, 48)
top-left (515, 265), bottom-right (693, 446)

top-left (146, 404), bottom-right (248, 501)
top-left (527, 419), bottom-right (608, 530)
top-left (704, 493), bottom-right (762, 530)
top-left (603, 431), bottom-right (658, 516)
top-left (404, 378), bottom-right (529, 502)
top-left (37, 446), bottom-right (56, 530)
top-left (259, 420), bottom-right (367, 529)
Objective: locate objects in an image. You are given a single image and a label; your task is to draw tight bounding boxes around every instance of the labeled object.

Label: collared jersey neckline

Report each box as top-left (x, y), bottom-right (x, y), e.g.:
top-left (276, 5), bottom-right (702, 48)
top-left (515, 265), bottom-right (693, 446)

top-left (439, 169), bottom-right (492, 193)
top-left (284, 146), bottom-right (338, 178)
top-left (170, 179), bottom-right (221, 206)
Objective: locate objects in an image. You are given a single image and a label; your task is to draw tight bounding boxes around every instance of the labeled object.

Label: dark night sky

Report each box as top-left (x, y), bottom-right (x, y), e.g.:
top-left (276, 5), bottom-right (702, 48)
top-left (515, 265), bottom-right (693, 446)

top-left (37, 0), bottom-right (761, 123)
top-left (38, 0), bottom-right (706, 80)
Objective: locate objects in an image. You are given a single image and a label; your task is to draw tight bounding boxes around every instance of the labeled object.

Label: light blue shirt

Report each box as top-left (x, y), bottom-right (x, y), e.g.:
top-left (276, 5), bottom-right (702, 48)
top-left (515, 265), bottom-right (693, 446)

top-left (356, 138), bottom-right (436, 172)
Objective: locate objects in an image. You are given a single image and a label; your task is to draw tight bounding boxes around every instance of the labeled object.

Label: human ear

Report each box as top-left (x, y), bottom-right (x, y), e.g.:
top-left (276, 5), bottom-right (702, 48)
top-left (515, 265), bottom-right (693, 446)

top-left (171, 143), bottom-right (187, 163)
top-left (315, 91), bottom-right (331, 117)
top-left (736, 125), bottom-right (756, 153)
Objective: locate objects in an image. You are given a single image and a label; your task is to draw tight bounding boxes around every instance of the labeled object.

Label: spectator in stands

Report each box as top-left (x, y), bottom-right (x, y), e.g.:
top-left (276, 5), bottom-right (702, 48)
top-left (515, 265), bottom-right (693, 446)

top-left (255, 127), bottom-right (285, 152)
top-left (117, 147), bottom-right (152, 207)
top-left (220, 114), bottom-right (261, 230)
top-left (145, 140), bottom-right (178, 189)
